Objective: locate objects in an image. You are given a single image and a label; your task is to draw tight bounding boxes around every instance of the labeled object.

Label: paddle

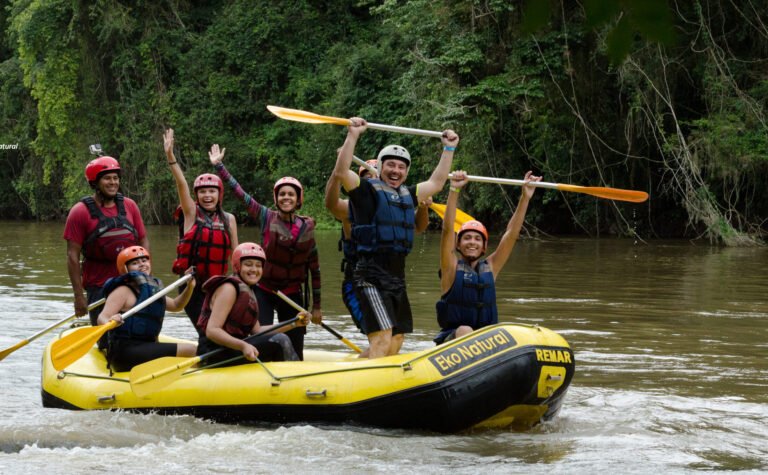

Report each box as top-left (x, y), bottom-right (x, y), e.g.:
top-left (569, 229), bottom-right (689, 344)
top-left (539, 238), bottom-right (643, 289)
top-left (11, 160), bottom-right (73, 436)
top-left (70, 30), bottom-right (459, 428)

top-left (275, 290), bottom-right (363, 354)
top-left (49, 273), bottom-right (193, 371)
top-left (0, 298), bottom-right (106, 362)
top-left (427, 202), bottom-right (477, 233)
top-left (129, 317), bottom-right (299, 397)
top-left (451, 174), bottom-right (649, 203)
top-left (267, 105), bottom-right (444, 138)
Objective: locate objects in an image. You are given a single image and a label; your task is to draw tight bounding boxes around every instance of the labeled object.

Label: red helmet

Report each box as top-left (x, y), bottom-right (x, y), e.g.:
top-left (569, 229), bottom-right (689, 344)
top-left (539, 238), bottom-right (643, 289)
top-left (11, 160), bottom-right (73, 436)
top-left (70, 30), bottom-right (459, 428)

top-left (193, 174), bottom-right (224, 201)
top-left (232, 242), bottom-right (266, 273)
top-left (273, 177), bottom-right (304, 210)
top-left (359, 159), bottom-right (378, 177)
top-left (85, 156), bottom-right (121, 183)
top-left (457, 220), bottom-right (488, 243)
top-left (116, 246), bottom-right (150, 274)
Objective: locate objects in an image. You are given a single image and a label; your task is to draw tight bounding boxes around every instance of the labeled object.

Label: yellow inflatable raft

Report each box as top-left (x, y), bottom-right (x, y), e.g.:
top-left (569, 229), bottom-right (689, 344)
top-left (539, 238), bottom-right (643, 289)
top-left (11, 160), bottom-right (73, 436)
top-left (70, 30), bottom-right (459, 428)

top-left (41, 323), bottom-right (574, 432)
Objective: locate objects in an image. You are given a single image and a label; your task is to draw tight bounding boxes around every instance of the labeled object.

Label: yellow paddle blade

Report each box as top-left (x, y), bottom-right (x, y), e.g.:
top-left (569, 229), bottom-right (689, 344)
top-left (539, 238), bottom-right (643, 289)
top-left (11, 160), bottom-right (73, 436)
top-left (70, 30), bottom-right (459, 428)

top-left (556, 184), bottom-right (649, 203)
top-left (129, 355), bottom-right (202, 398)
top-left (267, 105), bottom-right (350, 126)
top-left (0, 339), bottom-right (29, 362)
top-left (429, 202), bottom-right (476, 233)
top-left (50, 322), bottom-right (116, 371)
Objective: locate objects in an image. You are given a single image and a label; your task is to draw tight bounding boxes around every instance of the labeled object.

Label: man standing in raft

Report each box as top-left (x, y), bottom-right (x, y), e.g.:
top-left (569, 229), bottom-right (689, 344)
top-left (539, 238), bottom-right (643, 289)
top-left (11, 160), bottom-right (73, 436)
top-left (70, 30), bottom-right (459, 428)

top-left (324, 157), bottom-right (431, 354)
top-left (434, 170), bottom-right (541, 345)
top-left (332, 117), bottom-right (459, 358)
top-left (211, 153), bottom-right (321, 361)
top-left (164, 128), bottom-right (238, 331)
top-left (64, 155), bottom-right (149, 342)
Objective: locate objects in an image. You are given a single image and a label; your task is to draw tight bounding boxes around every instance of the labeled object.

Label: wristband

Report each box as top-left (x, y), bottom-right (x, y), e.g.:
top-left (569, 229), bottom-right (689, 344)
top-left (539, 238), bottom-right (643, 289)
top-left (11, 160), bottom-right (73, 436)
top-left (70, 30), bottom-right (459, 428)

top-left (443, 146), bottom-right (456, 152)
top-left (450, 186), bottom-right (461, 193)
top-left (167, 161), bottom-right (177, 165)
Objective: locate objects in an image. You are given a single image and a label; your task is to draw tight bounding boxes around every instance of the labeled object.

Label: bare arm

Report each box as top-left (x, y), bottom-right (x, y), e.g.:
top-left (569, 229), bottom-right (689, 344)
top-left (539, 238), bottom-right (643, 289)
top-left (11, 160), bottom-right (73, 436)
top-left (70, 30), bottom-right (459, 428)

top-left (416, 129), bottom-right (460, 201)
top-left (164, 128), bottom-right (197, 233)
top-left (439, 172), bottom-right (469, 294)
top-left (227, 212), bottom-right (239, 250)
top-left (96, 286), bottom-right (134, 325)
top-left (206, 283), bottom-right (259, 361)
top-left (414, 196), bottom-right (432, 233)
top-left (334, 118), bottom-right (368, 193)
top-left (324, 172), bottom-right (349, 221)
top-left (66, 240), bottom-right (88, 316)
top-left (486, 171), bottom-right (541, 279)
top-left (165, 271), bottom-right (196, 312)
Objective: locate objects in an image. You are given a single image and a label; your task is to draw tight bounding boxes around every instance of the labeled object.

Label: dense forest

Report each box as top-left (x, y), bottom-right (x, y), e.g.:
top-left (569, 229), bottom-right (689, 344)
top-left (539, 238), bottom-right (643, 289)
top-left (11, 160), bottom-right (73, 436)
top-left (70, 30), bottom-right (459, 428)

top-left (0, 0), bottom-right (766, 245)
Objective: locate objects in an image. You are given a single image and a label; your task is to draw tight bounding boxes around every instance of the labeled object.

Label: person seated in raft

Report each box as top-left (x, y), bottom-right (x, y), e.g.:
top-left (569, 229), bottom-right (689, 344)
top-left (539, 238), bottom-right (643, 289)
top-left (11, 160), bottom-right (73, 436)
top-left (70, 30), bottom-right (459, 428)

top-left (196, 242), bottom-right (310, 366)
top-left (97, 246), bottom-right (197, 372)
top-left (434, 170), bottom-right (541, 345)
top-left (324, 156), bottom-right (431, 357)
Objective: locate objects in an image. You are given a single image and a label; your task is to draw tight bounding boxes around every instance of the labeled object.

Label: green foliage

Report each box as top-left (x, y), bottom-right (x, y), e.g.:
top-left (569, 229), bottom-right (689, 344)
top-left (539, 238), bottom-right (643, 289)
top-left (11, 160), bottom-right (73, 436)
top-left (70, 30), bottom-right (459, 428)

top-left (0, 0), bottom-right (765, 244)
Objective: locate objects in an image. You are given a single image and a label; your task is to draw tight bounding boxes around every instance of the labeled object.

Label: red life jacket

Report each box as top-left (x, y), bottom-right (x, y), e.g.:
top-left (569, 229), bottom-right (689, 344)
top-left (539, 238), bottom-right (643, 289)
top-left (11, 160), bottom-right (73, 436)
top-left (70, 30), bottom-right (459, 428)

top-left (81, 194), bottom-right (139, 262)
top-left (260, 212), bottom-right (316, 289)
top-left (172, 205), bottom-right (232, 280)
top-left (197, 275), bottom-right (259, 339)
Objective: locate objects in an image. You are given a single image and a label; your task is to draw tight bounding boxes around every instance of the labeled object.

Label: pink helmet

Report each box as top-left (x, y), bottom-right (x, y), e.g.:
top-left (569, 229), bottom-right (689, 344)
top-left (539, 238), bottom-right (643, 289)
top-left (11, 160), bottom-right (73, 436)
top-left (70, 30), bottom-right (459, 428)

top-left (85, 156), bottom-right (121, 183)
top-left (457, 220), bottom-right (488, 243)
top-left (273, 177), bottom-right (304, 209)
top-left (193, 174), bottom-right (224, 201)
top-left (232, 242), bottom-right (266, 273)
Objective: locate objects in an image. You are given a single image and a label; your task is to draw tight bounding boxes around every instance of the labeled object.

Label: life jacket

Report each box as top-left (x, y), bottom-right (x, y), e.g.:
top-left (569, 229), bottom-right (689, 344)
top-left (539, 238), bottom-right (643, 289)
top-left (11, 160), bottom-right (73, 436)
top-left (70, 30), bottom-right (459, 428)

top-left (197, 275), bottom-right (259, 339)
top-left (172, 205), bottom-right (232, 280)
top-left (103, 271), bottom-right (165, 342)
top-left (260, 212), bottom-right (316, 289)
top-left (435, 259), bottom-right (498, 331)
top-left (81, 194), bottom-right (139, 262)
top-left (352, 179), bottom-right (415, 255)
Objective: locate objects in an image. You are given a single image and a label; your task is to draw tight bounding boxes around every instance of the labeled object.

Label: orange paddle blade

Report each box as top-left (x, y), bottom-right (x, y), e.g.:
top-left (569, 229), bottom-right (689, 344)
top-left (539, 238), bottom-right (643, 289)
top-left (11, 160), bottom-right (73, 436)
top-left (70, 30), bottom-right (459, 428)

top-left (556, 184), bottom-right (649, 203)
top-left (267, 105), bottom-right (350, 126)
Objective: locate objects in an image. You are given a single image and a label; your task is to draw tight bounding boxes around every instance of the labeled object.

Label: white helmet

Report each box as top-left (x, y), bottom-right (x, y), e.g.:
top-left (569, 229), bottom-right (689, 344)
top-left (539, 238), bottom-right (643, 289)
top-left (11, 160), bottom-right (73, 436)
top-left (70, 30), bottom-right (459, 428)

top-left (376, 145), bottom-right (411, 175)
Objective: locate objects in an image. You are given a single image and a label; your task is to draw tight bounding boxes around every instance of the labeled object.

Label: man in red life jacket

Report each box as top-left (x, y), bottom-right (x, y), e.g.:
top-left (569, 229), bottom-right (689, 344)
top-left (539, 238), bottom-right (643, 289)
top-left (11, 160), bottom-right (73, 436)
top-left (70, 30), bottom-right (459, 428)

top-left (63, 155), bottom-right (149, 342)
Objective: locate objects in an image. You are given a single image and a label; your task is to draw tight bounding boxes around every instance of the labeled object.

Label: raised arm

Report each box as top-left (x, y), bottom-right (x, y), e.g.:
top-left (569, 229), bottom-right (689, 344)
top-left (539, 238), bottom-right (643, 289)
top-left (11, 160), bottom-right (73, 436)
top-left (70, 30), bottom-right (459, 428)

top-left (334, 118), bottom-right (368, 193)
top-left (486, 171), bottom-right (541, 279)
top-left (211, 152), bottom-right (267, 223)
top-left (164, 128), bottom-right (197, 232)
top-left (416, 130), bottom-right (459, 201)
top-left (166, 268), bottom-right (197, 312)
top-left (439, 172), bottom-right (468, 294)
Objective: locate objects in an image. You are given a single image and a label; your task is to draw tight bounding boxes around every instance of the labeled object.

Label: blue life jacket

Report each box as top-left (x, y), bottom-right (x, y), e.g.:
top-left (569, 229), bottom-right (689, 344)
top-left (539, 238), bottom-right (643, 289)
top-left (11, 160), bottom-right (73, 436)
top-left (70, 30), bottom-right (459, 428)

top-left (103, 271), bottom-right (165, 342)
top-left (435, 259), bottom-right (498, 331)
top-left (352, 179), bottom-right (415, 255)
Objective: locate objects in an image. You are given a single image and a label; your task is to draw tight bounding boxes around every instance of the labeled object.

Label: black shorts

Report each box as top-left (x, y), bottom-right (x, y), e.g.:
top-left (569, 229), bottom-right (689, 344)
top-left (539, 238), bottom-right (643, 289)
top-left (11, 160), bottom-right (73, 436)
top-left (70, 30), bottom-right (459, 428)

top-left (353, 259), bottom-right (413, 336)
top-left (107, 339), bottom-right (178, 372)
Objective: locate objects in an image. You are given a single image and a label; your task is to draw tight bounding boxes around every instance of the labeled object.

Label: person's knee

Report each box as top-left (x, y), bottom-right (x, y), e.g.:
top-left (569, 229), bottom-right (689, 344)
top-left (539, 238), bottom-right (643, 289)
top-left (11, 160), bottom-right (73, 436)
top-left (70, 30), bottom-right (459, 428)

top-left (177, 342), bottom-right (197, 357)
top-left (456, 326), bottom-right (473, 338)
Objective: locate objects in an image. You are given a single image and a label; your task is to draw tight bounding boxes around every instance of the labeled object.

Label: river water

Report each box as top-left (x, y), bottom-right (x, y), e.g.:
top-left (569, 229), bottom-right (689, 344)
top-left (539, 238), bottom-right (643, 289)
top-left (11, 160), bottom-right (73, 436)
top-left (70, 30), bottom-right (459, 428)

top-left (0, 221), bottom-right (766, 474)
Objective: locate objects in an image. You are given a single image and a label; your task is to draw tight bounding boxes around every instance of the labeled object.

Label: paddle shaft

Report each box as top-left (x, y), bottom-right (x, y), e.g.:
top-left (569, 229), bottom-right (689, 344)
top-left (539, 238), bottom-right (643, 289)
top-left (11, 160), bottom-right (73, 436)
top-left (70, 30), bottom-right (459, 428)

top-left (275, 290), bottom-right (362, 353)
top-left (0, 298), bottom-right (106, 362)
top-left (352, 156), bottom-right (377, 174)
top-left (450, 174), bottom-right (649, 203)
top-left (267, 105), bottom-right (443, 138)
